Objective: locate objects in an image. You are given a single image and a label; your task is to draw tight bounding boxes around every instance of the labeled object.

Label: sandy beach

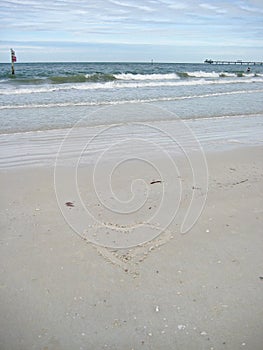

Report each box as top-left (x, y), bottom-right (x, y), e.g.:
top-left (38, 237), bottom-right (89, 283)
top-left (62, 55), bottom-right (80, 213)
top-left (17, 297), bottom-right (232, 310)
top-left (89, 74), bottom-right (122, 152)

top-left (0, 145), bottom-right (262, 350)
top-left (1, 0), bottom-right (263, 346)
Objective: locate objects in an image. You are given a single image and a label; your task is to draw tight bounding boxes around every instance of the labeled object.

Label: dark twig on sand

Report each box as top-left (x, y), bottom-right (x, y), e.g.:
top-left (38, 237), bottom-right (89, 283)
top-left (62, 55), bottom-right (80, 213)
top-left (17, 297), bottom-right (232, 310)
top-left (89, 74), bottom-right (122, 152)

top-left (232, 179), bottom-right (248, 186)
top-left (150, 180), bottom-right (162, 185)
top-left (65, 201), bottom-right (74, 207)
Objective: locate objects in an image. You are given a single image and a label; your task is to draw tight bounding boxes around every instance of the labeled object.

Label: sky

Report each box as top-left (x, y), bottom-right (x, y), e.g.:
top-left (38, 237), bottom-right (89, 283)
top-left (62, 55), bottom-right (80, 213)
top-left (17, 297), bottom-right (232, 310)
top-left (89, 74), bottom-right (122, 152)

top-left (0, 0), bottom-right (263, 62)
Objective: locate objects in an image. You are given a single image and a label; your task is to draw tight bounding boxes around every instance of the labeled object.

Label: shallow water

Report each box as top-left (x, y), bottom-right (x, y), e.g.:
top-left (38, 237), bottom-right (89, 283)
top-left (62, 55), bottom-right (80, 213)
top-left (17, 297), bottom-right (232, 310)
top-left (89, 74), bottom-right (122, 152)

top-left (1, 62), bottom-right (263, 133)
top-left (0, 62), bottom-right (262, 168)
top-left (0, 114), bottom-right (262, 169)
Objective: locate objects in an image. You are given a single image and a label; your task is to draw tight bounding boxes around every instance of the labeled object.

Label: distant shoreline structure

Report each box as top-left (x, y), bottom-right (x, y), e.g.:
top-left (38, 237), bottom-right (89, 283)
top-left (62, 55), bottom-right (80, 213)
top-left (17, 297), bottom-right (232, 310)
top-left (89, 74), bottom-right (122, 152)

top-left (204, 59), bottom-right (263, 65)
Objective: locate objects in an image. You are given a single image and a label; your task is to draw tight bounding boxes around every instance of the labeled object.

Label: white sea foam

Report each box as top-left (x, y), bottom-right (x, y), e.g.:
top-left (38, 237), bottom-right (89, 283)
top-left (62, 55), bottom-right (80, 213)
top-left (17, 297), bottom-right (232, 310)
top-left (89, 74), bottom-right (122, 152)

top-left (115, 73), bottom-right (180, 80)
top-left (187, 71), bottom-right (221, 78)
top-left (1, 76), bottom-right (263, 96)
top-left (187, 71), bottom-right (248, 78)
top-left (116, 71), bottom-right (238, 79)
top-left (1, 89), bottom-right (262, 110)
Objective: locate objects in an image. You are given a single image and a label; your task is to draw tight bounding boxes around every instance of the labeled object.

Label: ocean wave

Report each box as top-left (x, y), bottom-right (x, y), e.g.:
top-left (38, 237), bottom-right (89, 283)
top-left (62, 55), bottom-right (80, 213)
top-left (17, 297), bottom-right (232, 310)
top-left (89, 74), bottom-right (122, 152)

top-left (1, 71), bottom-right (263, 95)
top-left (48, 73), bottom-right (117, 84)
top-left (115, 73), bottom-right (180, 80)
top-left (85, 73), bottom-right (117, 82)
top-left (0, 73), bottom-right (117, 87)
top-left (187, 71), bottom-right (221, 78)
top-left (49, 75), bottom-right (87, 84)
top-left (184, 71), bottom-right (250, 78)
top-left (1, 70), bottom-right (261, 88)
top-left (114, 71), bottom-right (258, 79)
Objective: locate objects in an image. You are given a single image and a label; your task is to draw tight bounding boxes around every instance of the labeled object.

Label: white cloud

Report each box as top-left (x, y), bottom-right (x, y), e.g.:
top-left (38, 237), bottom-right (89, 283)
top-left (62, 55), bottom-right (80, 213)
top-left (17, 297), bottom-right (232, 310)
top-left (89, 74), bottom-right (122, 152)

top-left (239, 4), bottom-right (263, 14)
top-left (0, 0), bottom-right (263, 61)
top-left (108, 0), bottom-right (155, 12)
top-left (199, 3), bottom-right (219, 11)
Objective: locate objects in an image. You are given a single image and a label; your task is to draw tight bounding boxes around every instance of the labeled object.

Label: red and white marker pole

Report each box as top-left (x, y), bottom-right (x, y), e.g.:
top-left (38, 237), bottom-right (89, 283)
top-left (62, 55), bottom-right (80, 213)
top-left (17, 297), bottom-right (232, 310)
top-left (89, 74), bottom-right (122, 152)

top-left (10, 48), bottom-right (17, 75)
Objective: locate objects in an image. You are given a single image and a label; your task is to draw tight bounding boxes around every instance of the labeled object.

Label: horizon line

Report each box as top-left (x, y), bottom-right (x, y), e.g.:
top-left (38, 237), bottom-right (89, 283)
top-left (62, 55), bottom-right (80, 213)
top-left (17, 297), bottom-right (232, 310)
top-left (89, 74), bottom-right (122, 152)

top-left (0, 60), bottom-right (204, 64)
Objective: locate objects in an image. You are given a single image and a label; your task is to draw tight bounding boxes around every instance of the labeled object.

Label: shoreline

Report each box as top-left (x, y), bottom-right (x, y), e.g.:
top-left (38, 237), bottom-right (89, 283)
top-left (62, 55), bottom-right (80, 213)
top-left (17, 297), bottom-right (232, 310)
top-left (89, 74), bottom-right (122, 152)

top-left (0, 111), bottom-right (263, 135)
top-left (1, 144), bottom-right (263, 349)
top-left (0, 114), bottom-right (262, 169)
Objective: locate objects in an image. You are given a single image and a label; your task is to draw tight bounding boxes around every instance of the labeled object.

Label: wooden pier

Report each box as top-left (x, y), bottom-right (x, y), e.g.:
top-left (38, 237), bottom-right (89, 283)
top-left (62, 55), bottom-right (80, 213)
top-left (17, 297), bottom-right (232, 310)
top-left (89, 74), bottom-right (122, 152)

top-left (204, 59), bottom-right (263, 65)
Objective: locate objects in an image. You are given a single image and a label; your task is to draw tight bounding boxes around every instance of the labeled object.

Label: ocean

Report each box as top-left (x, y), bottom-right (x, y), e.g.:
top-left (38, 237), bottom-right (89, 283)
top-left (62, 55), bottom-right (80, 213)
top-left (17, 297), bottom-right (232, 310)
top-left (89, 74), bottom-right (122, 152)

top-left (0, 62), bottom-right (263, 167)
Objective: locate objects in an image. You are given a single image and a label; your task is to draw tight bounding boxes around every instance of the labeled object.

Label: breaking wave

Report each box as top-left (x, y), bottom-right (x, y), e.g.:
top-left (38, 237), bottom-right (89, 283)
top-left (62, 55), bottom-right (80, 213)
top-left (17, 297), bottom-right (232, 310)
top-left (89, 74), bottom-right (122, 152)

top-left (1, 76), bottom-right (263, 95)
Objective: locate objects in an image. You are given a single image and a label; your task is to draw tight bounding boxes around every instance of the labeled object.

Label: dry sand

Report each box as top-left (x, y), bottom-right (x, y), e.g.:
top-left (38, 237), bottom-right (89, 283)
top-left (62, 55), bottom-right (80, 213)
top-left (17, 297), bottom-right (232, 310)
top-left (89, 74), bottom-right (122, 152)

top-left (0, 146), bottom-right (263, 350)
